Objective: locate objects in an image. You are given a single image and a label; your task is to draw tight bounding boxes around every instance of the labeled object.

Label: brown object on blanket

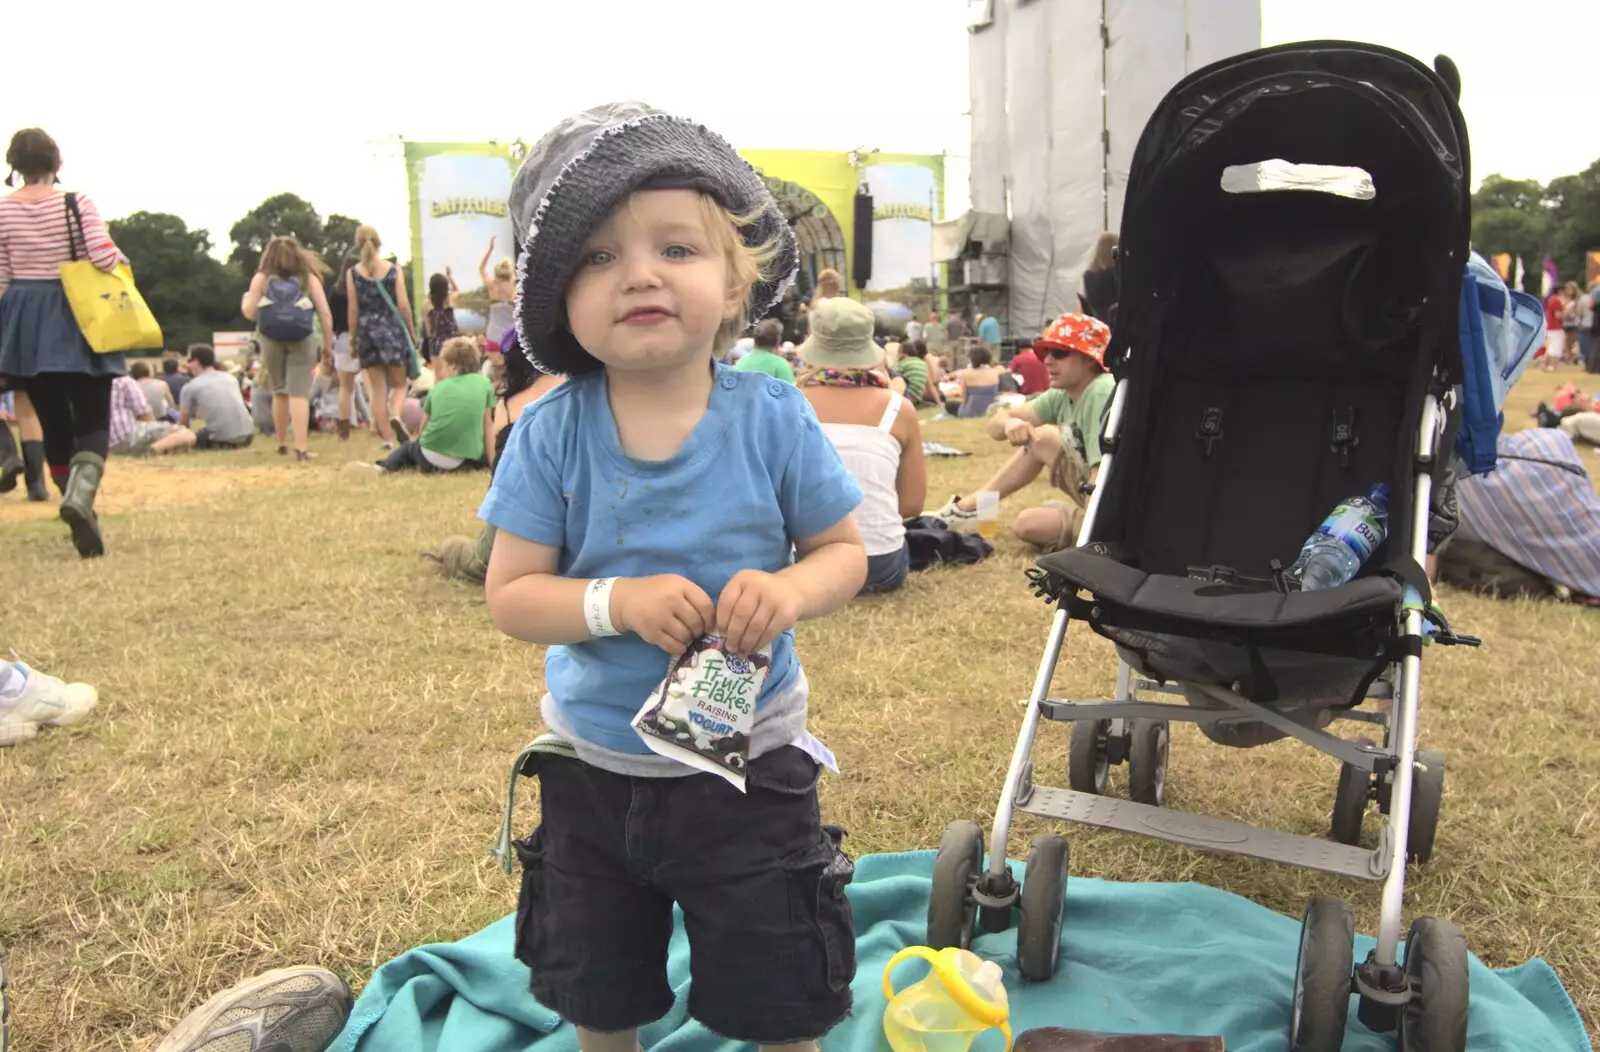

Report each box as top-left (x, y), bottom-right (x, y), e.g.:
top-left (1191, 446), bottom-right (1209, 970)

top-left (1014, 1027), bottom-right (1224, 1052)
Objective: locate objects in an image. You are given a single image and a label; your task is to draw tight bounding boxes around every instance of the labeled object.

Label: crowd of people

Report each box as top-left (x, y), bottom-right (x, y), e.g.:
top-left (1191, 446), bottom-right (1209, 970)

top-left (0, 113), bottom-right (1135, 1052)
top-left (7, 105), bottom-right (1589, 1052)
top-left (1542, 279), bottom-right (1600, 372)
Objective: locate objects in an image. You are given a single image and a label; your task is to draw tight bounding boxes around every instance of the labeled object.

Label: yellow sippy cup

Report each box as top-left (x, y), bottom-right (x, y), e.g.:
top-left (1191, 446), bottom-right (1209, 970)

top-left (882, 945), bottom-right (1013, 1052)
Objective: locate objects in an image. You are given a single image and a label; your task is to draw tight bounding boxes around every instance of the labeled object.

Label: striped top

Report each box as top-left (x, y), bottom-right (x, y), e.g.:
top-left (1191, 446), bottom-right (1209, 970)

top-left (1455, 427), bottom-right (1600, 596)
top-left (0, 190), bottom-right (121, 295)
top-left (108, 375), bottom-right (152, 450)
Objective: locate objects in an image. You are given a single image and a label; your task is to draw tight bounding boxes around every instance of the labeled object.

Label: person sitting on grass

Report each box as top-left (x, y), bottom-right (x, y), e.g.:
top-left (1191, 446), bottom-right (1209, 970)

top-left (348, 337), bottom-right (494, 475)
top-left (890, 339), bottom-right (930, 402)
top-left (128, 360), bottom-right (176, 422)
top-left (799, 297), bottom-right (925, 594)
top-left (178, 345), bottom-right (256, 451)
top-left (107, 375), bottom-right (195, 456)
top-left (931, 311), bottom-right (1114, 552)
top-left (732, 317), bottom-right (795, 382)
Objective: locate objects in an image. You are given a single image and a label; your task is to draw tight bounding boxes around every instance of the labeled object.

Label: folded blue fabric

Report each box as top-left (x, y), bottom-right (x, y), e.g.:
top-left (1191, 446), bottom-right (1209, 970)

top-left (329, 851), bottom-right (1591, 1052)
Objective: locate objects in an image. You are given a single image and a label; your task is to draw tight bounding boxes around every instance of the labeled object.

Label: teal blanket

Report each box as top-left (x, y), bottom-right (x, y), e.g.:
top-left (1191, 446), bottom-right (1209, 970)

top-left (329, 851), bottom-right (1590, 1052)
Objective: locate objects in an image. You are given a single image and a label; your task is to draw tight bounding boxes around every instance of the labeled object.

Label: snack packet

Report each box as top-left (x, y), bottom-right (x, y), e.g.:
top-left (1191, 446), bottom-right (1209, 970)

top-left (631, 634), bottom-right (770, 791)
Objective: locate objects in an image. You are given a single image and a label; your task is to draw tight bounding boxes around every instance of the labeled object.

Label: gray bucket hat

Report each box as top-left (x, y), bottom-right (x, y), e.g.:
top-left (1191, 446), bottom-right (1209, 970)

top-left (508, 101), bottom-right (799, 377)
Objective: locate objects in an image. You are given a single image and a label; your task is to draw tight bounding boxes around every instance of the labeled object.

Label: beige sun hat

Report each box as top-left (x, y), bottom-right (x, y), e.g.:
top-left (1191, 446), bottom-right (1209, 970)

top-left (797, 297), bottom-right (879, 369)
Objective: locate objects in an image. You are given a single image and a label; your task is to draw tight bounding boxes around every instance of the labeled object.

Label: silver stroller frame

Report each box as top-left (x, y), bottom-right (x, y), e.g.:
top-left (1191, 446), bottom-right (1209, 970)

top-left (966, 374), bottom-right (1472, 1039)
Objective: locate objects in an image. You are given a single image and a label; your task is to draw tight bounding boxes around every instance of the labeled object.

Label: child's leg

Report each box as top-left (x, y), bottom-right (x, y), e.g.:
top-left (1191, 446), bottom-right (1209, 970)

top-left (516, 755), bottom-right (676, 1037)
top-left (575, 1028), bottom-right (640, 1052)
top-left (665, 747), bottom-right (854, 1047)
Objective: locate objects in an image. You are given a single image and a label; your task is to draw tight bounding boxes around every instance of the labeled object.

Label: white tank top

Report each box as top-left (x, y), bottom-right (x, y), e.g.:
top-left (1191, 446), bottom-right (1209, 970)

top-left (819, 392), bottom-right (905, 557)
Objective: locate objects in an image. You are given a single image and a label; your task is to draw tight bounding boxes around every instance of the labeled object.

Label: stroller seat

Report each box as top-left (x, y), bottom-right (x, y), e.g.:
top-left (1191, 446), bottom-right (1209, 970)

top-left (1038, 545), bottom-right (1401, 634)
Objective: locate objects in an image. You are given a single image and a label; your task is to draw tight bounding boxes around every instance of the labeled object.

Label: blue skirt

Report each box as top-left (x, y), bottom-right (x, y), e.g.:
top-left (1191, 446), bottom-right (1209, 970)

top-left (0, 278), bottom-right (126, 379)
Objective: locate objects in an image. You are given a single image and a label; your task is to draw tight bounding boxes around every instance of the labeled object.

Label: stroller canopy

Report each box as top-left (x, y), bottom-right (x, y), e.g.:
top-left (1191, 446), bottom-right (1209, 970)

top-left (1109, 41), bottom-right (1471, 385)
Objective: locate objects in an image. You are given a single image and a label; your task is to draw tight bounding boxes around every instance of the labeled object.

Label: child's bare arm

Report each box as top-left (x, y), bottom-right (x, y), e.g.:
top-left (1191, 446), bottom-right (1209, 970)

top-left (485, 532), bottom-right (590, 643)
top-left (486, 530), bottom-right (715, 652)
top-left (717, 515), bottom-right (866, 656)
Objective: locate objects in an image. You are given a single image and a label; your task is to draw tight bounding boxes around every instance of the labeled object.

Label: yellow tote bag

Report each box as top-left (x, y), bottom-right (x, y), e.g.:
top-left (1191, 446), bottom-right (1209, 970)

top-left (59, 193), bottom-right (163, 354)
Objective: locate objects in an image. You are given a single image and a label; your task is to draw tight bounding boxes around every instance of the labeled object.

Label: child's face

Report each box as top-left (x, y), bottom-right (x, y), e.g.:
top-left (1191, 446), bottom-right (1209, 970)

top-left (434, 358), bottom-right (454, 379)
top-left (564, 189), bottom-right (744, 373)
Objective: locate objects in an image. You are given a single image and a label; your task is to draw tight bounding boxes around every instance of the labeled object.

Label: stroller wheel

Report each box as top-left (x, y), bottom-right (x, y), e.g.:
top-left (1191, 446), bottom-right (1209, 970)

top-left (928, 820), bottom-right (985, 949)
top-left (1399, 917), bottom-right (1469, 1052)
top-left (1331, 737), bottom-right (1375, 846)
top-left (1289, 895), bottom-right (1354, 1052)
top-left (1127, 719), bottom-right (1169, 806)
top-left (1017, 834), bottom-right (1070, 981)
top-left (1069, 719), bottom-right (1112, 795)
top-left (1407, 750), bottom-right (1446, 864)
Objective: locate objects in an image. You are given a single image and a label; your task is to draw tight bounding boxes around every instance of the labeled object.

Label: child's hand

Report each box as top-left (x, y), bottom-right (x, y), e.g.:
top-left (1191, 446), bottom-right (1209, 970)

top-left (717, 570), bottom-right (802, 657)
top-left (613, 575), bottom-right (715, 655)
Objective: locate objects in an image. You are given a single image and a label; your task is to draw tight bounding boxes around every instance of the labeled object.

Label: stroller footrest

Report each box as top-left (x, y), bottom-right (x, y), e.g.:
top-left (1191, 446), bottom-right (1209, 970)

top-left (1017, 786), bottom-right (1390, 881)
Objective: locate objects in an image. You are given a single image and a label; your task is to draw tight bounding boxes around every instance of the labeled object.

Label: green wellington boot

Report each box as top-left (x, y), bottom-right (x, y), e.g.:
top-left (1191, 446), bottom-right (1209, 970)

top-left (58, 451), bottom-right (106, 558)
top-left (21, 441), bottom-right (49, 502)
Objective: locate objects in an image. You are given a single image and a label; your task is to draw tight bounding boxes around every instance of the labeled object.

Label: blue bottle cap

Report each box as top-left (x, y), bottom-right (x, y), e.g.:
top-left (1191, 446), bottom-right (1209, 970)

top-left (1369, 482), bottom-right (1391, 508)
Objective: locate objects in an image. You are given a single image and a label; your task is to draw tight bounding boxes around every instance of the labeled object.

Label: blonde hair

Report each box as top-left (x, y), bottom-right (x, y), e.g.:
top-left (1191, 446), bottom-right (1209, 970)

top-left (813, 268), bottom-right (843, 305)
top-left (494, 258), bottom-right (515, 281)
top-left (693, 194), bottom-right (785, 353)
top-left (439, 336), bottom-right (482, 375)
top-left (258, 235), bottom-right (328, 284)
top-left (355, 225), bottom-right (383, 274)
top-left (1089, 231), bottom-right (1118, 272)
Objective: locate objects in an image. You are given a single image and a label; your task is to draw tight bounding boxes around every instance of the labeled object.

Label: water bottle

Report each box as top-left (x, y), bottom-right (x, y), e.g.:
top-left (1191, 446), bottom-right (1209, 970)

top-left (1289, 484), bottom-right (1391, 592)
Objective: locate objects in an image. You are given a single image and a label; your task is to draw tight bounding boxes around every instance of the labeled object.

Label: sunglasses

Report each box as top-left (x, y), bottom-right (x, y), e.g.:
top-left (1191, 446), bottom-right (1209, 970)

top-left (1039, 348), bottom-right (1078, 361)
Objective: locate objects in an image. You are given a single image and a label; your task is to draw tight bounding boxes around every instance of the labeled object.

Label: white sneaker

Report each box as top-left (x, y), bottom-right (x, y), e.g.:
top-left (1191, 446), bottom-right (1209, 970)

top-left (0, 663), bottom-right (98, 747)
top-left (930, 494), bottom-right (980, 532)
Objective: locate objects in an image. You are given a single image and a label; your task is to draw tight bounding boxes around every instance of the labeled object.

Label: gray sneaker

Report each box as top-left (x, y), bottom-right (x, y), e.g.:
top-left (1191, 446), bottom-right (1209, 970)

top-left (154, 966), bottom-right (351, 1052)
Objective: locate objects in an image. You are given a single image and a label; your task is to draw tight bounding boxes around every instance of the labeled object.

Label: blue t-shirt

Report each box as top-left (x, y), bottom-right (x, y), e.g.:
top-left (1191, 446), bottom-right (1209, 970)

top-left (978, 315), bottom-right (1002, 344)
top-left (479, 363), bottom-right (863, 755)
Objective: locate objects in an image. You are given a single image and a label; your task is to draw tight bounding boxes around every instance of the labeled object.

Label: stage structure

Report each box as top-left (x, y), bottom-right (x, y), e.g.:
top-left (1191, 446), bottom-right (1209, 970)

top-left (956, 0), bottom-right (1260, 337)
top-left (404, 142), bottom-right (945, 331)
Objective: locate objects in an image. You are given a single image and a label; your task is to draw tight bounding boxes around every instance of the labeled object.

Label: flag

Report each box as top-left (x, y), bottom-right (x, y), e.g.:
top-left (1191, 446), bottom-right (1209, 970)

top-left (1491, 252), bottom-right (1512, 281)
top-left (1542, 255), bottom-right (1559, 296)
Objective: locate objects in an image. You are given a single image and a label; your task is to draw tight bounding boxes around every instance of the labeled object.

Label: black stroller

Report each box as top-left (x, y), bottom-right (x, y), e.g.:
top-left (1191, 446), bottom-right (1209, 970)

top-left (929, 43), bottom-right (1481, 1052)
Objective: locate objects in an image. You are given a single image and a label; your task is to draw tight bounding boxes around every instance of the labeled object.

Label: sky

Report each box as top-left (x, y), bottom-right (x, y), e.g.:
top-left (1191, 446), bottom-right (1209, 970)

top-left (2, 0), bottom-right (1588, 262)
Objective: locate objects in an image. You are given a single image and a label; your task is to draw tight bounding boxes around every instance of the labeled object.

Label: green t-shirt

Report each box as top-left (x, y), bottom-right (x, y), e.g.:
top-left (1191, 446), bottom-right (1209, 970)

top-left (734, 348), bottom-right (796, 383)
top-left (420, 373), bottom-right (496, 461)
top-left (894, 357), bottom-right (929, 400)
top-left (1027, 371), bottom-right (1115, 468)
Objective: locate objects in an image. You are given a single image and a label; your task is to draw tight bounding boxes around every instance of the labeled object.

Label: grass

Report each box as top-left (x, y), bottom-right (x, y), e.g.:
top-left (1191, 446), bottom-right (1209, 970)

top-left (2, 367), bottom-right (1598, 1050)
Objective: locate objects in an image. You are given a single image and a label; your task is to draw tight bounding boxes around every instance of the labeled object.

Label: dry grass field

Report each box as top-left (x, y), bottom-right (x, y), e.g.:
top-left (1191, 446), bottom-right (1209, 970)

top-left (1, 366), bottom-right (1597, 1049)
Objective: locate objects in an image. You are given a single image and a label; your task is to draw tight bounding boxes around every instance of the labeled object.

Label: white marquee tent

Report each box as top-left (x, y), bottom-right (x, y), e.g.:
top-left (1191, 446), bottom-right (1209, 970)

top-left (964, 0), bottom-right (1261, 335)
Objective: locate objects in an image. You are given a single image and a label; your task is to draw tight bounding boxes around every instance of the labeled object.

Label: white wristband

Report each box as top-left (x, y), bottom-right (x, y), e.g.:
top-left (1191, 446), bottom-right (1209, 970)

top-left (584, 577), bottom-right (620, 637)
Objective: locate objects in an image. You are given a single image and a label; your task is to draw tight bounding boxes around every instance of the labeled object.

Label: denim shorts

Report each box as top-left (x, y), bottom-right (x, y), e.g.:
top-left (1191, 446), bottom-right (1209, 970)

top-left (512, 746), bottom-right (856, 1043)
top-left (861, 542), bottom-right (910, 594)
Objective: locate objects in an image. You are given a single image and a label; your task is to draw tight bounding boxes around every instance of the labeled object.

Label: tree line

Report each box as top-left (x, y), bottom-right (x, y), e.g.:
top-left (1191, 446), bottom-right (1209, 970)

top-left (107, 193), bottom-right (366, 351)
top-left (1471, 157), bottom-right (1600, 291)
top-left (110, 157), bottom-right (1600, 351)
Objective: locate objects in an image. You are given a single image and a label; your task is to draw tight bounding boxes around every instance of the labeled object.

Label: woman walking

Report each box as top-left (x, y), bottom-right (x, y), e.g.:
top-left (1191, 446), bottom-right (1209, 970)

top-left (346, 225), bottom-right (416, 446)
top-left (241, 236), bottom-right (334, 461)
top-left (0, 128), bottom-right (125, 556)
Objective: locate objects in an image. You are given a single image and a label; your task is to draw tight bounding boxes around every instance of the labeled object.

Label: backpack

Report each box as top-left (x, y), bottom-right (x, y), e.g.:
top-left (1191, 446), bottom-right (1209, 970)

top-left (1453, 250), bottom-right (1547, 474)
top-left (257, 275), bottom-right (315, 341)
